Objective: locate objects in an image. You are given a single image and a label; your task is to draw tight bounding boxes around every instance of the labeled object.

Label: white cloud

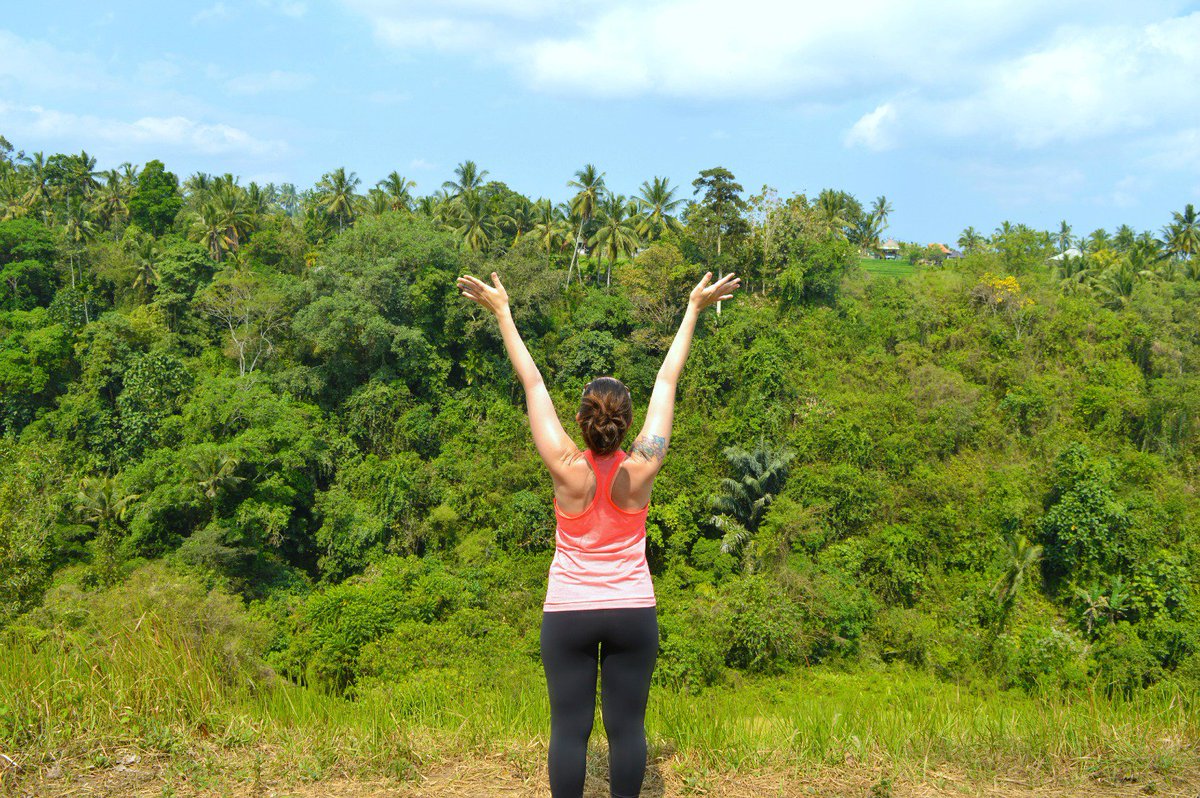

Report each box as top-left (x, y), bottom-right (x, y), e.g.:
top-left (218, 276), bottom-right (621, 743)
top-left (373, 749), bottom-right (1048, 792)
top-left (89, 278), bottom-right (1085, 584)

top-left (191, 3), bottom-right (231, 24)
top-left (0, 30), bottom-right (117, 92)
top-left (844, 102), bottom-right (897, 151)
top-left (409, 157), bottom-right (436, 170)
top-left (0, 102), bottom-right (285, 157)
top-left (843, 13), bottom-right (1200, 151)
top-left (226, 69), bottom-right (314, 95)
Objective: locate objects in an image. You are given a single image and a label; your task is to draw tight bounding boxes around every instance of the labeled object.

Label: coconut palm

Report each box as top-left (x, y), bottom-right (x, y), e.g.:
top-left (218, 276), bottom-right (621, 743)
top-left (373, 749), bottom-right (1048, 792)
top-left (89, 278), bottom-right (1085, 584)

top-left (94, 169), bottom-right (131, 235)
top-left (215, 183), bottom-right (255, 253)
top-left (872, 195), bottom-right (893, 228)
top-left (189, 449), bottom-right (243, 501)
top-left (1163, 203), bottom-right (1200, 264)
top-left (316, 167), bottom-right (361, 232)
top-left (189, 199), bottom-right (230, 262)
top-left (443, 160), bottom-right (489, 198)
top-left (378, 171), bottom-right (416, 211)
top-left (451, 191), bottom-right (499, 252)
top-left (502, 199), bottom-right (537, 246)
top-left (18, 151), bottom-right (51, 221)
top-left (76, 475), bottom-right (140, 586)
top-left (957, 226), bottom-right (985, 254)
top-left (635, 176), bottom-right (685, 240)
top-left (531, 199), bottom-right (567, 264)
top-left (589, 193), bottom-right (642, 288)
top-left (1055, 220), bottom-right (1073, 254)
top-left (566, 164), bottom-right (606, 285)
top-left (277, 183), bottom-right (299, 216)
top-left (129, 234), bottom-right (160, 298)
top-left (990, 531), bottom-right (1042, 631)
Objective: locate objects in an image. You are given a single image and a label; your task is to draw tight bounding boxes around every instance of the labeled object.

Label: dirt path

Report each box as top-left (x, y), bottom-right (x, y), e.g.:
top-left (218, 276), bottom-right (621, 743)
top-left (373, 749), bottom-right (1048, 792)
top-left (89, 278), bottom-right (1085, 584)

top-left (5, 748), bottom-right (1197, 798)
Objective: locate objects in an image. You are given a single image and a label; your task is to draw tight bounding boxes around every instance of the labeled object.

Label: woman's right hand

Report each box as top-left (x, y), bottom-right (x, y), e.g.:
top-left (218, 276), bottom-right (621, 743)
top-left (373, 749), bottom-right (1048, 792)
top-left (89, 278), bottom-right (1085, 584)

top-left (688, 271), bottom-right (741, 311)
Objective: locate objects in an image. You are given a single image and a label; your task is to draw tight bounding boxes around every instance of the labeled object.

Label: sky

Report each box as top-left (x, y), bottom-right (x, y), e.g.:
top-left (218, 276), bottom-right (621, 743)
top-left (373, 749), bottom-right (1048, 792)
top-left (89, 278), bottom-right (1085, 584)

top-left (1, 0), bottom-right (1198, 244)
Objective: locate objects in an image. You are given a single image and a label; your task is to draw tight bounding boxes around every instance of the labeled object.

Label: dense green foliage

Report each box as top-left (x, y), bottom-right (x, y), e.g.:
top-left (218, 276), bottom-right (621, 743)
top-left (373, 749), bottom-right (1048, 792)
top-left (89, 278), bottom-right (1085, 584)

top-left (1, 138), bottom-right (1198, 708)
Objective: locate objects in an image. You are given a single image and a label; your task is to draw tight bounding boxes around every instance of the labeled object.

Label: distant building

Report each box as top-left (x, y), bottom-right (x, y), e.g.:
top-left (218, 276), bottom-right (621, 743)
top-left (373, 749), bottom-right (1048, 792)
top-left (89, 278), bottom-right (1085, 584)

top-left (879, 239), bottom-right (900, 259)
top-left (1048, 247), bottom-right (1083, 261)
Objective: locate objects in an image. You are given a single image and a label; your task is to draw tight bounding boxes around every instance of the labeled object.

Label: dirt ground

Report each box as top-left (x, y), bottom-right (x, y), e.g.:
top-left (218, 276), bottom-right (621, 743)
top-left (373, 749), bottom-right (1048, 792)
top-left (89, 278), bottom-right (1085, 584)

top-left (4, 745), bottom-right (1197, 798)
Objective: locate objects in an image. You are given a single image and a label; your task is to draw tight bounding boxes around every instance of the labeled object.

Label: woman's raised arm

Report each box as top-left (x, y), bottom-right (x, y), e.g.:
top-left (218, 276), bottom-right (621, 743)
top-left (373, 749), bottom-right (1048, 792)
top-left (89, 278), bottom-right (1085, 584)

top-left (457, 272), bottom-right (579, 480)
top-left (627, 271), bottom-right (740, 474)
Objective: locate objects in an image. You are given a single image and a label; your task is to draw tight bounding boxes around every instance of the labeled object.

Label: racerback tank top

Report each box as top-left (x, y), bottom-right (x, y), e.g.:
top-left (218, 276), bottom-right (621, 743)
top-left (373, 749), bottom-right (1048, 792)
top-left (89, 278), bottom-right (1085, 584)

top-left (543, 448), bottom-right (657, 612)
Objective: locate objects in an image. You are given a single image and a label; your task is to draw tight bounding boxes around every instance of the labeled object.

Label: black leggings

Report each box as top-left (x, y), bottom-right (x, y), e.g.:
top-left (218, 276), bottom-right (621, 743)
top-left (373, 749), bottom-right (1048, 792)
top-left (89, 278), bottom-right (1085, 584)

top-left (540, 606), bottom-right (659, 798)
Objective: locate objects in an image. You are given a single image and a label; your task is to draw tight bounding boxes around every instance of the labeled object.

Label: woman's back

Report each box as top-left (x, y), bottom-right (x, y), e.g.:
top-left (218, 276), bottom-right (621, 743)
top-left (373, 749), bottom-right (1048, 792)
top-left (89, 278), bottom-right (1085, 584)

top-left (544, 448), bottom-right (656, 612)
top-left (552, 447), bottom-right (654, 516)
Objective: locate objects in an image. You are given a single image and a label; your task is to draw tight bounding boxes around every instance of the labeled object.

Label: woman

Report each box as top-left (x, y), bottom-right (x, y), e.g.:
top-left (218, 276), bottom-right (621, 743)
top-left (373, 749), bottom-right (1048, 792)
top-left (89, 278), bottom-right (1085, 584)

top-left (456, 268), bottom-right (740, 798)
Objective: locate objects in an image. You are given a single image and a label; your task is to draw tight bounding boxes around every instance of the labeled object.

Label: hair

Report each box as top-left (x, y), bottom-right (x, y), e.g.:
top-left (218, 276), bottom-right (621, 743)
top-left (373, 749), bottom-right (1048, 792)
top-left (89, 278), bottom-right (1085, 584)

top-left (577, 376), bottom-right (633, 455)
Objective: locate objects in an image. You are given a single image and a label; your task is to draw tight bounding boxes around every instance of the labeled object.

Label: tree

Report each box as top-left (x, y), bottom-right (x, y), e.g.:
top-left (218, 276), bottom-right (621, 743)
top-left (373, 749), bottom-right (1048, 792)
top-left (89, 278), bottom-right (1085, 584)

top-left (566, 164), bottom-right (606, 286)
top-left (1055, 219), bottom-right (1073, 255)
top-left (958, 226), bottom-right (985, 255)
top-left (442, 160), bottom-right (488, 198)
top-left (635, 176), bottom-right (684, 240)
top-left (990, 531), bottom-right (1043, 632)
top-left (451, 191), bottom-right (498, 252)
top-left (316, 167), bottom-right (361, 232)
top-left (194, 266), bottom-right (291, 376)
top-left (588, 193), bottom-right (641, 288)
top-left (378, 172), bottom-right (416, 212)
top-left (75, 475), bottom-right (140, 587)
top-left (1163, 203), bottom-right (1199, 264)
top-left (871, 195), bottom-right (893, 228)
top-left (710, 439), bottom-right (795, 573)
top-left (128, 159), bottom-right (182, 236)
top-left (692, 166), bottom-right (748, 313)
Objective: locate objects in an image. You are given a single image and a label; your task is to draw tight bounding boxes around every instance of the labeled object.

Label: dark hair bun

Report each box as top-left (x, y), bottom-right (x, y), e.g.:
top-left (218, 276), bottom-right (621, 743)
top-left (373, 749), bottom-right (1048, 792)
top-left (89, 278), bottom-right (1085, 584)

top-left (578, 377), bottom-right (632, 455)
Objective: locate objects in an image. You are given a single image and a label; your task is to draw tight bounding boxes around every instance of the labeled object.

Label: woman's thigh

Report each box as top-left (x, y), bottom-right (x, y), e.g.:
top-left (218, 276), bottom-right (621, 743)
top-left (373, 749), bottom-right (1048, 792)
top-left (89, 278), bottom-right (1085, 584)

top-left (541, 610), bottom-right (602, 719)
top-left (598, 608), bottom-right (658, 721)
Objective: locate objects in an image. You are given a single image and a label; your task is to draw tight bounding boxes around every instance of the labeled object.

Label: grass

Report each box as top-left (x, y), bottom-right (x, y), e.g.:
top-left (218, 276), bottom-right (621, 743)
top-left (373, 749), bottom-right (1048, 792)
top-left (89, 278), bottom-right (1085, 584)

top-left (2, 605), bottom-right (1198, 794)
top-left (858, 256), bottom-right (919, 277)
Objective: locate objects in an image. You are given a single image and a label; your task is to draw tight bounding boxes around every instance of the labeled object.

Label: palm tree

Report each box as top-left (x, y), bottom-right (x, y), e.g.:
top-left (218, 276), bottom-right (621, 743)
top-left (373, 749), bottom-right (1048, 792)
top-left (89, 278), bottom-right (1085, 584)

top-left (990, 531), bottom-right (1042, 632)
top-left (531, 199), bottom-right (567, 264)
top-left (502, 199), bottom-right (537, 247)
top-left (589, 193), bottom-right (642, 288)
top-left (189, 449), bottom-right (242, 501)
top-left (19, 151), bottom-right (51, 221)
top-left (1113, 224), bottom-right (1137, 253)
top-left (1098, 260), bottom-right (1139, 308)
top-left (378, 171), bottom-right (416, 211)
top-left (76, 475), bottom-right (140, 587)
top-left (872, 195), bottom-right (893, 228)
top-left (710, 439), bottom-right (796, 574)
top-left (443, 160), bottom-right (488, 198)
top-left (365, 187), bottom-right (390, 216)
top-left (316, 167), bottom-right (361, 232)
top-left (452, 191), bottom-right (498, 252)
top-left (851, 212), bottom-right (884, 254)
top-left (566, 164), bottom-right (606, 286)
top-left (1163, 203), bottom-right (1200, 264)
top-left (277, 183), bottom-right (299, 216)
top-left (129, 235), bottom-right (160, 299)
top-left (635, 176), bottom-right (685, 240)
top-left (189, 199), bottom-right (230, 262)
top-left (957, 226), bottom-right (984, 254)
top-left (215, 183), bottom-right (255, 253)
top-left (94, 169), bottom-right (130, 235)
top-left (1055, 220), bottom-right (1073, 254)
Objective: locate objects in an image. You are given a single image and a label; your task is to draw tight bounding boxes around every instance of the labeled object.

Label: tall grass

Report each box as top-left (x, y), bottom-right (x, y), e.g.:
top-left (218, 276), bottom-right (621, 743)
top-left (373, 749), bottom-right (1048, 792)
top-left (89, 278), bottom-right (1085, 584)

top-left (3, 604), bottom-right (1196, 788)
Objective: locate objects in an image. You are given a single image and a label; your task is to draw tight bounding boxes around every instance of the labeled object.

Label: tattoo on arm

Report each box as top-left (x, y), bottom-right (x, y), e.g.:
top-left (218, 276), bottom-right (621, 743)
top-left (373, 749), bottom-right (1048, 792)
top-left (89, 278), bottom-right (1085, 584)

top-left (631, 434), bottom-right (668, 462)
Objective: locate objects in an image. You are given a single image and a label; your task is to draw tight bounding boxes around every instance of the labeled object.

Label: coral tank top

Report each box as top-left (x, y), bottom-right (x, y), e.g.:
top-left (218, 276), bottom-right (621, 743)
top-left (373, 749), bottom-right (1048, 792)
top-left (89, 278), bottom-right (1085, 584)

top-left (543, 449), bottom-right (657, 612)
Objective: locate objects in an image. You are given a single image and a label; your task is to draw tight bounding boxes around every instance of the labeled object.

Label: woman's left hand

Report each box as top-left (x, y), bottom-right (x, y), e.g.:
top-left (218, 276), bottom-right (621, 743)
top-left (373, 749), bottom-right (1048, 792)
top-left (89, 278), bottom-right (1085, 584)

top-left (457, 272), bottom-right (510, 315)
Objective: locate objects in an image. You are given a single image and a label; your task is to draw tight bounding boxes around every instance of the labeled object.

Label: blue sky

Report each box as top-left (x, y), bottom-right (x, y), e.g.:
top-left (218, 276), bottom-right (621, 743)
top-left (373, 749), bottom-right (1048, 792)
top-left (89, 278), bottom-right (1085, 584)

top-left (1, 1), bottom-right (1198, 244)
